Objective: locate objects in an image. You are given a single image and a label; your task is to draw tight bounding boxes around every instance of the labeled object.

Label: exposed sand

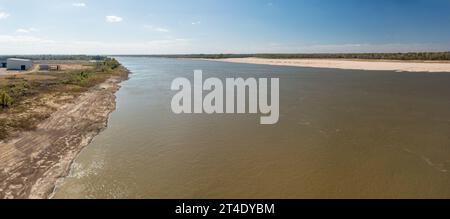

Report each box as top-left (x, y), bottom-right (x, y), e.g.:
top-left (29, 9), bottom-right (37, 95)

top-left (0, 71), bottom-right (129, 199)
top-left (209, 58), bottom-right (450, 72)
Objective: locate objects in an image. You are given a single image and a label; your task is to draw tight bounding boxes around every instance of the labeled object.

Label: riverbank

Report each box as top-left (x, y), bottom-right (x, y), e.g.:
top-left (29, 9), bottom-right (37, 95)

top-left (208, 57), bottom-right (450, 72)
top-left (0, 60), bottom-right (129, 199)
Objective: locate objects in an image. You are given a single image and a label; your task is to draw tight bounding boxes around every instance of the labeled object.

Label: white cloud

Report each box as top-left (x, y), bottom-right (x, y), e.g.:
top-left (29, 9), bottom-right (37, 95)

top-left (144, 25), bottom-right (169, 32)
top-left (16, 27), bottom-right (39, 34)
top-left (72, 2), bottom-right (86, 7)
top-left (1, 32), bottom-right (448, 54)
top-left (0, 35), bottom-right (191, 54)
top-left (106, 15), bottom-right (123, 23)
top-left (155, 27), bottom-right (169, 32)
top-left (16, 29), bottom-right (29, 33)
top-left (191, 21), bottom-right (201, 25)
top-left (0, 35), bottom-right (54, 44)
top-left (0, 11), bottom-right (10, 20)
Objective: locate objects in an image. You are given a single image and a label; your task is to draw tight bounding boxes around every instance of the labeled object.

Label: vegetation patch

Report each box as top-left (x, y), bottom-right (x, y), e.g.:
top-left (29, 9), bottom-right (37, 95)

top-left (0, 58), bottom-right (125, 141)
top-left (0, 90), bottom-right (13, 108)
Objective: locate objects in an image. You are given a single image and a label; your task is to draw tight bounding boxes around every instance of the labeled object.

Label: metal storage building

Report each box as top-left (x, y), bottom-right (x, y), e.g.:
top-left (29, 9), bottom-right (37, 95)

top-left (6, 58), bottom-right (33, 71)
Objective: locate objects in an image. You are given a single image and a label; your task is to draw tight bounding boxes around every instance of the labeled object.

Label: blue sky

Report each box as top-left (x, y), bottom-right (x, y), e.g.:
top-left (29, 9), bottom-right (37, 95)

top-left (1, 0), bottom-right (450, 54)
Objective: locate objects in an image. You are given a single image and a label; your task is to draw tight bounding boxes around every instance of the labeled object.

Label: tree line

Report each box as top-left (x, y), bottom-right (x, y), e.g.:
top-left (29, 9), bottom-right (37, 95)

top-left (118, 52), bottom-right (450, 61)
top-left (3, 53), bottom-right (450, 61)
top-left (0, 55), bottom-right (106, 61)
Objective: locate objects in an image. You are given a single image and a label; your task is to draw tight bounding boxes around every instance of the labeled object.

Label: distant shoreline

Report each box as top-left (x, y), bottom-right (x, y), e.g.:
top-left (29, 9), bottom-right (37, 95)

top-left (113, 52), bottom-right (450, 61)
top-left (205, 57), bottom-right (450, 72)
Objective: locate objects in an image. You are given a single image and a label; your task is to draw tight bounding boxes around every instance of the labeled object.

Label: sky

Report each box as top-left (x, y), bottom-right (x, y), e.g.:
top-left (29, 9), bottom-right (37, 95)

top-left (1, 0), bottom-right (450, 54)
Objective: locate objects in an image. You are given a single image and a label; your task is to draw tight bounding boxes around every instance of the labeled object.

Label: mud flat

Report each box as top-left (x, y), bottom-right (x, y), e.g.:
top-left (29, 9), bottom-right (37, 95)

top-left (0, 71), bottom-right (129, 199)
top-left (209, 57), bottom-right (450, 72)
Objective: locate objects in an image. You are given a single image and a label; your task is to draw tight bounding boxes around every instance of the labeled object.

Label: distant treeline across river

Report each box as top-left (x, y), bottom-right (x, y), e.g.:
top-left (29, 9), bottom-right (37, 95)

top-left (0, 55), bottom-right (106, 61)
top-left (2, 52), bottom-right (450, 61)
top-left (116, 52), bottom-right (450, 61)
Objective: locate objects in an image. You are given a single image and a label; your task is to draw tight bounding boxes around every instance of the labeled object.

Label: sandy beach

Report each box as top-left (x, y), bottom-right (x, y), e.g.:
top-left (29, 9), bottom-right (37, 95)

top-left (0, 71), bottom-right (129, 199)
top-left (209, 58), bottom-right (450, 72)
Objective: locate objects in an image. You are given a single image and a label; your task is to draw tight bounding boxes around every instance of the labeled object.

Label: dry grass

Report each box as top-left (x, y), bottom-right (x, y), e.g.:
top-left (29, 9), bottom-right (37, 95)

top-left (0, 60), bottom-right (125, 141)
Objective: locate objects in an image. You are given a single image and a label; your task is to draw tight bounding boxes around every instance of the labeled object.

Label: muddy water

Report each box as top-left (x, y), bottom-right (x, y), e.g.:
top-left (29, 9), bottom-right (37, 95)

top-left (54, 57), bottom-right (450, 198)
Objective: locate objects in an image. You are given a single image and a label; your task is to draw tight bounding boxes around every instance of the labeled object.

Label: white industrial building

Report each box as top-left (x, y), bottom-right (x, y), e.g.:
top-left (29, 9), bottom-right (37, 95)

top-left (6, 58), bottom-right (33, 71)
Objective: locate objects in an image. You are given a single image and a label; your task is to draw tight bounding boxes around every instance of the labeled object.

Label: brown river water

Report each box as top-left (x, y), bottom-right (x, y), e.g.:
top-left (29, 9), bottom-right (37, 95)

top-left (54, 57), bottom-right (450, 198)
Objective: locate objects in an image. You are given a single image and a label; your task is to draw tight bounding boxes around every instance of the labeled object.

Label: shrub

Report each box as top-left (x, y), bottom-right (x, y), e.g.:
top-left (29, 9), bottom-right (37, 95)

top-left (95, 58), bottom-right (121, 72)
top-left (62, 71), bottom-right (92, 86)
top-left (0, 90), bottom-right (13, 108)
